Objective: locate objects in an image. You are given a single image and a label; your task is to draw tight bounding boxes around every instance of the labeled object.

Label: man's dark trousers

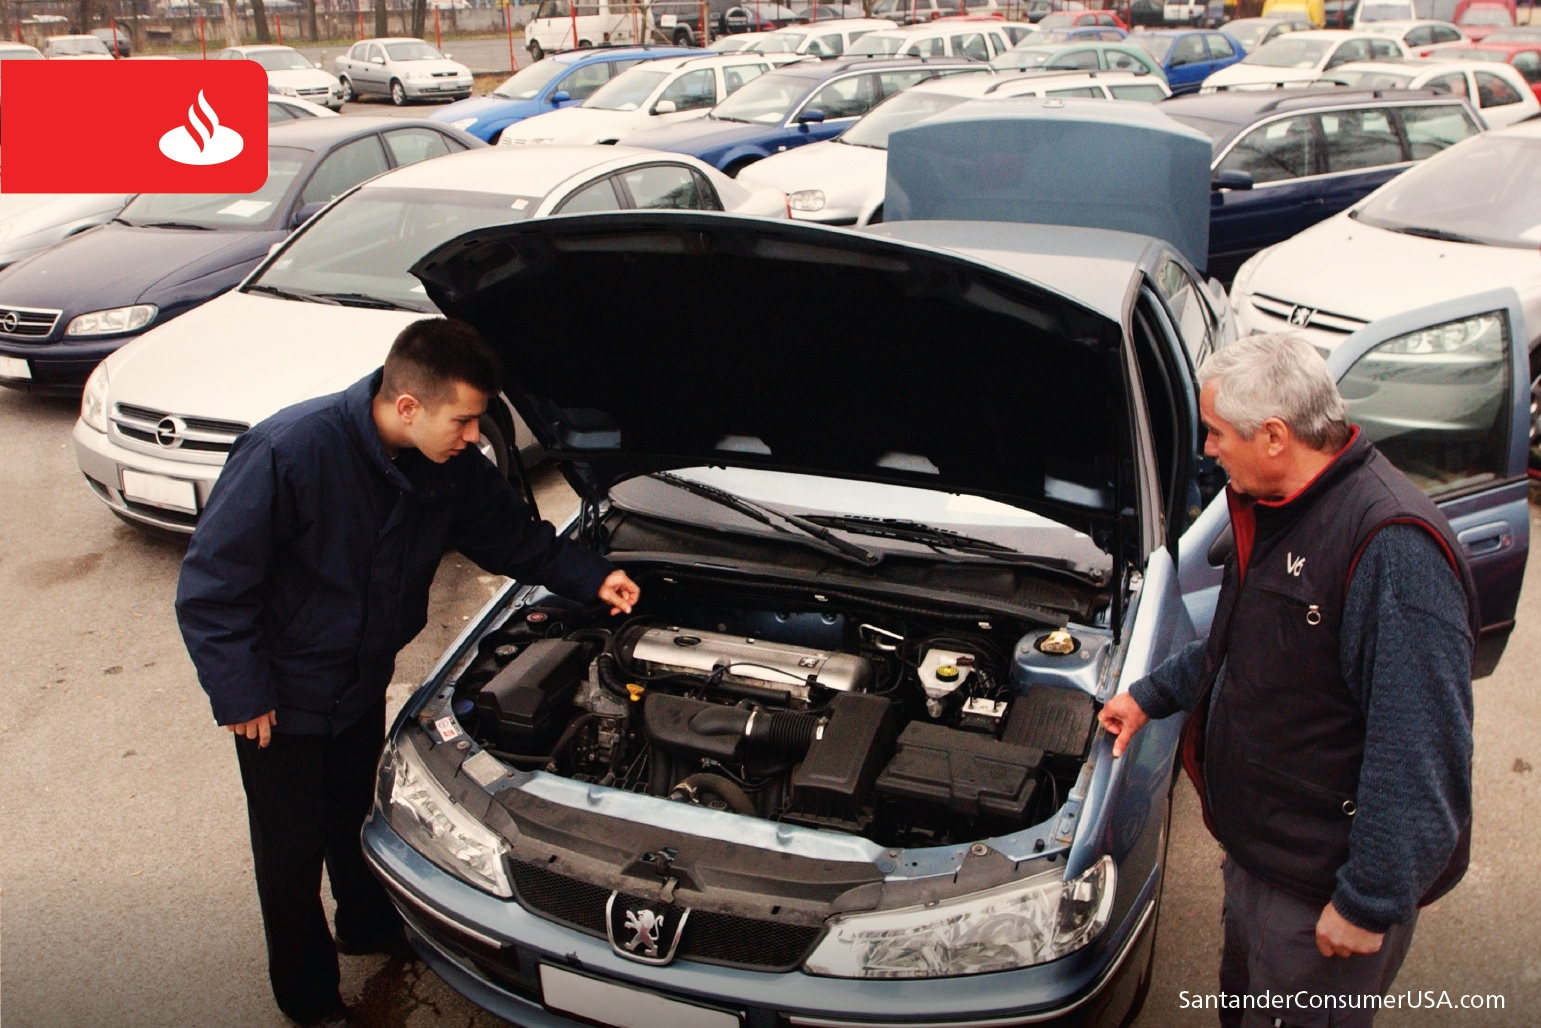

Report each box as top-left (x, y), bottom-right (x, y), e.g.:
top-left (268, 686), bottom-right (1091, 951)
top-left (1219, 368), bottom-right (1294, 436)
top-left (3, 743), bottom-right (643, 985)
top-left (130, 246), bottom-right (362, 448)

top-left (234, 701), bottom-right (401, 1023)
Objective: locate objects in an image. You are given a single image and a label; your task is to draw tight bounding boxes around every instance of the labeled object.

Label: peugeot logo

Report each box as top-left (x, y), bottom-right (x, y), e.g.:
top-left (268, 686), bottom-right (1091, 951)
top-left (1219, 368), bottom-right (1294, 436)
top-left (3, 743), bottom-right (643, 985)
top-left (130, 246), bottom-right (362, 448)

top-left (155, 416), bottom-right (187, 448)
top-left (1288, 305), bottom-right (1316, 328)
top-left (0, 311), bottom-right (17, 333)
top-left (605, 892), bottom-right (690, 966)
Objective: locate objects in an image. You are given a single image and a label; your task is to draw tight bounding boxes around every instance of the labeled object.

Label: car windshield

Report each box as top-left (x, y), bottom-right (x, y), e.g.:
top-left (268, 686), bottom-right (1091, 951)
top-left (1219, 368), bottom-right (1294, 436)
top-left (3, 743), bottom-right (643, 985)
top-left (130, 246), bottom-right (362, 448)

top-left (1243, 36), bottom-right (1331, 66)
top-left (0, 46), bottom-right (41, 59)
top-left (1224, 20), bottom-right (1276, 49)
top-left (711, 73), bottom-right (809, 122)
top-left (492, 58), bottom-right (569, 99)
top-left (990, 45), bottom-right (1057, 69)
top-left (250, 48), bottom-right (313, 71)
top-left (840, 90), bottom-right (971, 147)
top-left (1425, 45), bottom-right (1504, 60)
top-left (386, 41), bottom-right (445, 60)
top-left (249, 186), bottom-right (537, 310)
top-left (1484, 26), bottom-right (1541, 42)
top-left (849, 33), bottom-right (905, 55)
top-left (1028, 28), bottom-right (1080, 43)
top-left (1357, 3), bottom-right (1410, 19)
top-left (52, 37), bottom-right (110, 54)
top-left (1130, 35), bottom-right (1174, 60)
top-left (582, 68), bottom-right (670, 110)
top-left (1459, 7), bottom-right (1512, 25)
top-left (1327, 66), bottom-right (1413, 86)
top-left (1353, 135), bottom-right (1541, 248)
top-left (1166, 113), bottom-right (1238, 151)
top-left (1037, 12), bottom-right (1078, 27)
top-left (754, 31), bottom-right (807, 52)
top-left (870, 0), bottom-right (905, 13)
top-left (116, 151), bottom-right (307, 229)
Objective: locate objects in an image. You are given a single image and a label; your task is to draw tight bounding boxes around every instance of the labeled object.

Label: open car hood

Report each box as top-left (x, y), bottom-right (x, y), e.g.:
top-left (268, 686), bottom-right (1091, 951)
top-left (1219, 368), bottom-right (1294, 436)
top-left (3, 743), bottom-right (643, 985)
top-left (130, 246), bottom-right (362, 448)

top-left (411, 213), bottom-right (1135, 544)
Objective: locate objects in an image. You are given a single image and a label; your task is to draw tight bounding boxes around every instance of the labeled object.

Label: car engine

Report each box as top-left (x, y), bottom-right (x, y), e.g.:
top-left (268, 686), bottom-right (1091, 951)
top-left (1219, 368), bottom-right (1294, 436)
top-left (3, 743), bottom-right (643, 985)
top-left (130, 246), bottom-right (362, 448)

top-left (447, 578), bottom-right (1105, 847)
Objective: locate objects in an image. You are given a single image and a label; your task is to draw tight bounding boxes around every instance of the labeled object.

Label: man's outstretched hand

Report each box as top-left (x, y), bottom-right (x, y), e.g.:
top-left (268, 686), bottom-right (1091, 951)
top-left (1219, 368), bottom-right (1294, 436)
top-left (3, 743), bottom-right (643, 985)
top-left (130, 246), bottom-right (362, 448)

top-left (227, 710), bottom-right (277, 748)
top-left (1097, 693), bottom-right (1149, 758)
top-left (598, 569), bottom-right (640, 615)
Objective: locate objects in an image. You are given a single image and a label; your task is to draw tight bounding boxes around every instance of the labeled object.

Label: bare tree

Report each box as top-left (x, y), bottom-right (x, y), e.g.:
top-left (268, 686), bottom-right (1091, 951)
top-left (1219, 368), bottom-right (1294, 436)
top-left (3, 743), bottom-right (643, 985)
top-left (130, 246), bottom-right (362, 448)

top-left (410, 0), bottom-right (425, 37)
top-left (375, 0), bottom-right (387, 38)
top-left (251, 0), bottom-right (270, 40)
top-left (223, 0), bottom-right (242, 45)
top-left (305, 0), bottom-right (318, 38)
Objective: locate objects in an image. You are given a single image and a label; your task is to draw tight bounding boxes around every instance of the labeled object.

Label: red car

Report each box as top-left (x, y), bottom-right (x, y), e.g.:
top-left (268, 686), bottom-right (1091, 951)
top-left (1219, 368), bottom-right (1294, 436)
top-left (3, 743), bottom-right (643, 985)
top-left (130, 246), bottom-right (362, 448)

top-left (1037, 8), bottom-right (1128, 29)
top-left (1454, 2), bottom-right (1515, 42)
top-left (1434, 41), bottom-right (1541, 99)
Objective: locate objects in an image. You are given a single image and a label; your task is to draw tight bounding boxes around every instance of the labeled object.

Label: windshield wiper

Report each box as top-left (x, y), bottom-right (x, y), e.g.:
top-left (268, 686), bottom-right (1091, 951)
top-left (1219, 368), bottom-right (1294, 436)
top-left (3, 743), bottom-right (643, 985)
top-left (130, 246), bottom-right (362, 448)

top-left (801, 513), bottom-right (1105, 580)
top-left (246, 284), bottom-right (340, 304)
top-left (650, 472), bottom-right (881, 567)
top-left (1389, 225), bottom-right (1487, 245)
top-left (310, 291), bottom-right (421, 311)
top-left (140, 221), bottom-right (215, 230)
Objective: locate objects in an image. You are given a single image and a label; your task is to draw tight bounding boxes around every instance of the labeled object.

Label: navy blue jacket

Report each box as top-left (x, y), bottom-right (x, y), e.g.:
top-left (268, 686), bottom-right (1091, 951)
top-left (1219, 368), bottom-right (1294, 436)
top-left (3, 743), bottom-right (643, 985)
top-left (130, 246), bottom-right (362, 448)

top-left (176, 369), bottom-right (614, 735)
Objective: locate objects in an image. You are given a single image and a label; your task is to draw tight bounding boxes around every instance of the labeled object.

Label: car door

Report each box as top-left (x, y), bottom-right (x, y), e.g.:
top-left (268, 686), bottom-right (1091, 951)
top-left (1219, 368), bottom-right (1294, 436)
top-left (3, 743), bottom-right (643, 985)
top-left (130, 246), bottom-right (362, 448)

top-left (949, 30), bottom-right (991, 60)
top-left (652, 68), bottom-right (717, 124)
top-left (362, 43), bottom-right (388, 92)
top-left (295, 135), bottom-right (391, 221)
top-left (1208, 113), bottom-right (1321, 279)
top-left (1510, 49), bottom-right (1541, 100)
top-left (1310, 104), bottom-right (1410, 217)
top-left (1204, 30), bottom-right (1239, 73)
top-left (795, 72), bottom-right (880, 140)
top-left (1473, 69), bottom-right (1527, 123)
top-left (552, 59), bottom-right (613, 104)
top-left (612, 163), bottom-right (726, 210)
top-left (1178, 288), bottom-right (1531, 676)
top-left (381, 126), bottom-right (469, 167)
top-left (1166, 33), bottom-right (1212, 91)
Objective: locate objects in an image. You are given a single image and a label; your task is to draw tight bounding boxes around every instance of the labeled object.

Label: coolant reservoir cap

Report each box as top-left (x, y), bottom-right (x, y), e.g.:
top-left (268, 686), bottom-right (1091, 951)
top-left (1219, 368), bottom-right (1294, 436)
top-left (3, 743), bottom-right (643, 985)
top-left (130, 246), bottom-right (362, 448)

top-left (1036, 629), bottom-right (1078, 656)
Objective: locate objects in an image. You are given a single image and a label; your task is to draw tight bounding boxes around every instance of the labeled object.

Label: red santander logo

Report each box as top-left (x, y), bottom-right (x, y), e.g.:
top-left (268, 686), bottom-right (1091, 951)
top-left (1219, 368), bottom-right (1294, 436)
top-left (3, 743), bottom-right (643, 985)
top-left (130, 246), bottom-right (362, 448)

top-left (2, 61), bottom-right (268, 193)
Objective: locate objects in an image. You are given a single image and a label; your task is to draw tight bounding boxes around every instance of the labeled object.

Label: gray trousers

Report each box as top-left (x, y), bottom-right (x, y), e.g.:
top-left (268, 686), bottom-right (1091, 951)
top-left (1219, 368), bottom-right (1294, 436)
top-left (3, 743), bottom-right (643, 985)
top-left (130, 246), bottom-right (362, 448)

top-left (1219, 857), bottom-right (1418, 1028)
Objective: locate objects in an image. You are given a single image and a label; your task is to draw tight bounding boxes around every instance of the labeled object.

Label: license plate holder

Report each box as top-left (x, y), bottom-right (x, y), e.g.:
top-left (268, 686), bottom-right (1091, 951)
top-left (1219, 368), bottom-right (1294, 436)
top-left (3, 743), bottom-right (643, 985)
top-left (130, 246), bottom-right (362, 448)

top-left (539, 965), bottom-right (741, 1028)
top-left (120, 468), bottom-right (199, 514)
top-left (0, 355), bottom-right (32, 379)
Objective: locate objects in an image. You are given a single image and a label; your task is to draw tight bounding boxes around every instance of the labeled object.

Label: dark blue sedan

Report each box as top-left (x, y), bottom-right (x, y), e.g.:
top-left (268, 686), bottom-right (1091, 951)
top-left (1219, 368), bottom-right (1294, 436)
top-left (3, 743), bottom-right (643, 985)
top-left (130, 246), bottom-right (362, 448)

top-left (1126, 28), bottom-right (1244, 94)
top-left (1163, 88), bottom-right (1484, 282)
top-left (618, 56), bottom-right (979, 175)
top-left (0, 117), bottom-right (478, 395)
top-left (429, 46), bottom-right (698, 144)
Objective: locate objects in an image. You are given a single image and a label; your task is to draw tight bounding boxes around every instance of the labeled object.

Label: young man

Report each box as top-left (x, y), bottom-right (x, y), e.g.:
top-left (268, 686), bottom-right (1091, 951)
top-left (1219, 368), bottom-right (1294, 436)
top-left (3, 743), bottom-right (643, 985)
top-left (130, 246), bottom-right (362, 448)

top-left (1099, 333), bottom-right (1478, 1027)
top-left (177, 319), bottom-right (639, 1027)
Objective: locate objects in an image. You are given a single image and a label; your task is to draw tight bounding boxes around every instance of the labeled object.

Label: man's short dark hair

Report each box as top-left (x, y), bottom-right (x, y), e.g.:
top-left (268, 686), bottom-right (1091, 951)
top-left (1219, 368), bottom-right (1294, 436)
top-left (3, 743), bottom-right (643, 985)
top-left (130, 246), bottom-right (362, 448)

top-left (380, 318), bottom-right (501, 411)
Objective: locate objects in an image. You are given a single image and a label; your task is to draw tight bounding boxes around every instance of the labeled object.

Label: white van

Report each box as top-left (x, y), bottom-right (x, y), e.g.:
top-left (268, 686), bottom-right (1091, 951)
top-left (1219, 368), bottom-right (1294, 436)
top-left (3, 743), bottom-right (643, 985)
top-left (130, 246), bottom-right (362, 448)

top-left (749, 18), bottom-right (897, 56)
top-left (1354, 0), bottom-right (1418, 23)
top-left (526, 0), bottom-right (651, 60)
top-left (847, 21), bottom-right (1014, 60)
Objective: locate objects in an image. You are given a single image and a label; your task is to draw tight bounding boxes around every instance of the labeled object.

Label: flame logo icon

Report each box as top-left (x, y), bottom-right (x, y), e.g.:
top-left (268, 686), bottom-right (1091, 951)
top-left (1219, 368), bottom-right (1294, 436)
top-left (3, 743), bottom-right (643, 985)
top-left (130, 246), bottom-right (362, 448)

top-left (158, 91), bottom-right (244, 166)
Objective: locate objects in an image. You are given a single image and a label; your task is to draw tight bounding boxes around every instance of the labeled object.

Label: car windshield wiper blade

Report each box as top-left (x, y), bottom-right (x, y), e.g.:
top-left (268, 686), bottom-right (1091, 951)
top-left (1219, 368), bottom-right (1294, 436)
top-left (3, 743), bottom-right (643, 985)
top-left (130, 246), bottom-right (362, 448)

top-left (1389, 225), bottom-right (1487, 245)
top-left (650, 472), bottom-right (881, 567)
top-left (310, 291), bottom-right (421, 311)
top-left (246, 284), bottom-right (341, 304)
top-left (801, 514), bottom-right (1102, 578)
top-left (140, 221), bottom-right (215, 230)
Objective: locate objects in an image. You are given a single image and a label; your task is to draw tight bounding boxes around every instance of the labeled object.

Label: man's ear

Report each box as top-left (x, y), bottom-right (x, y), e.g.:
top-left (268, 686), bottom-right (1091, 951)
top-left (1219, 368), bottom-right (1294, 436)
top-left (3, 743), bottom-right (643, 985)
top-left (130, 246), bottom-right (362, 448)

top-left (394, 392), bottom-right (422, 424)
top-left (1261, 416), bottom-right (1291, 457)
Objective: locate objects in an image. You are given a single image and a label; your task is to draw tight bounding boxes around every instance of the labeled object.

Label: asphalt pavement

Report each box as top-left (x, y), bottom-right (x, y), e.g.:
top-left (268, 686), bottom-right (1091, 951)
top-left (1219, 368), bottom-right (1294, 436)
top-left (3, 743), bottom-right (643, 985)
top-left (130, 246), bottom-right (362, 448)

top-left (1, 382), bottom-right (1538, 1026)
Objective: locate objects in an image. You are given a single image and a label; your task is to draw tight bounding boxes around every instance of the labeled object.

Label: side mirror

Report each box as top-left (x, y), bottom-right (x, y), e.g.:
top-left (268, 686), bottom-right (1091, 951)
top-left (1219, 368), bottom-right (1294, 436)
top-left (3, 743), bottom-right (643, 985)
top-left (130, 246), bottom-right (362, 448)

top-left (796, 107), bottom-right (826, 123)
top-left (653, 99), bottom-right (678, 114)
top-left (1211, 168), bottom-right (1253, 191)
top-left (291, 200), bottom-right (327, 227)
top-left (313, 60), bottom-right (322, 68)
top-left (552, 89), bottom-right (571, 103)
top-left (443, 52), bottom-right (452, 58)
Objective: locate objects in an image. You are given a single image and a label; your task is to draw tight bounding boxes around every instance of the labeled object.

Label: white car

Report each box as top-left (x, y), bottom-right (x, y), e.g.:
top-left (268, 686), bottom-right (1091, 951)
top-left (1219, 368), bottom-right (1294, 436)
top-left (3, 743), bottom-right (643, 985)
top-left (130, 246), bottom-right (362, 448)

top-left (1200, 30), bottom-right (1408, 90)
top-left (1227, 121), bottom-right (1541, 474)
top-left (0, 193), bottom-right (132, 271)
top-left (73, 145), bottom-right (787, 533)
top-left (267, 92), bottom-right (342, 120)
top-left (846, 21), bottom-right (1014, 60)
top-left (1353, 0), bottom-right (1416, 24)
top-left (501, 54), bottom-right (775, 145)
top-left (1357, 18), bottom-right (1468, 55)
top-left (1321, 58), bottom-right (1540, 126)
top-left (750, 18), bottom-right (897, 56)
top-left (334, 37), bottom-right (472, 105)
top-left (737, 69), bottom-right (1168, 226)
top-left (219, 44), bottom-right (344, 110)
top-left (709, 30), bottom-right (773, 51)
top-left (43, 34), bottom-right (113, 59)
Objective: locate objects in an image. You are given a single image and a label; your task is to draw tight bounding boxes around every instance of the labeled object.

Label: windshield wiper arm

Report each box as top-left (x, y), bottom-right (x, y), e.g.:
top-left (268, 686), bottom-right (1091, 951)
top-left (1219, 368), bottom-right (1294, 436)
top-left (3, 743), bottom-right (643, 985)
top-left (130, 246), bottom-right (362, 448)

top-left (140, 221), bottom-right (215, 230)
top-left (1390, 225), bottom-right (1486, 245)
top-left (801, 514), bottom-right (1103, 579)
top-left (247, 284), bottom-right (340, 304)
top-left (650, 472), bottom-right (881, 567)
top-left (311, 291), bottom-right (420, 311)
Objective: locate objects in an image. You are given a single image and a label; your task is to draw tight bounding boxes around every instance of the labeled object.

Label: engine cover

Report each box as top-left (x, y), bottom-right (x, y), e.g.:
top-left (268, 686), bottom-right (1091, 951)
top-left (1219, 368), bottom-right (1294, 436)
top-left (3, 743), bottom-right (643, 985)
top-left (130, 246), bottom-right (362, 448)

top-left (626, 626), bottom-right (873, 700)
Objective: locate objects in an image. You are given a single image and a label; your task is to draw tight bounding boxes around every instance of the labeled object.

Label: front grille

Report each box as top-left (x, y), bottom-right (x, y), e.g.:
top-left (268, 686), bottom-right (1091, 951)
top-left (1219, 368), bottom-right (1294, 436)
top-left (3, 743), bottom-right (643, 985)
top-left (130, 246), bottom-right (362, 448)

top-left (297, 86), bottom-right (331, 96)
top-left (509, 859), bottom-right (824, 972)
top-left (110, 402), bottom-right (249, 454)
top-left (0, 304), bottom-right (62, 339)
top-left (430, 70), bottom-right (459, 77)
top-left (1250, 293), bottom-right (1368, 335)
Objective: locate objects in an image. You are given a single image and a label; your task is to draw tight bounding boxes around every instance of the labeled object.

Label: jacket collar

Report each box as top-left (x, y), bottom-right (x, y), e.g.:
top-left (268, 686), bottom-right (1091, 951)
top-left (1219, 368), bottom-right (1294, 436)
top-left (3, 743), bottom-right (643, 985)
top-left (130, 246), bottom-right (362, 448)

top-left (1248, 427), bottom-right (1367, 539)
top-left (342, 369), bottom-right (413, 492)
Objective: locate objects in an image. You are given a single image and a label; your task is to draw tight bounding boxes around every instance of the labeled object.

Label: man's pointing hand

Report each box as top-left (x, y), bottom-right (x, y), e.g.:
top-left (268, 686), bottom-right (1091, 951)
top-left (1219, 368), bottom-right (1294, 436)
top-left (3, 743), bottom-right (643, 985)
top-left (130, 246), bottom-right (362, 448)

top-left (597, 569), bottom-right (640, 616)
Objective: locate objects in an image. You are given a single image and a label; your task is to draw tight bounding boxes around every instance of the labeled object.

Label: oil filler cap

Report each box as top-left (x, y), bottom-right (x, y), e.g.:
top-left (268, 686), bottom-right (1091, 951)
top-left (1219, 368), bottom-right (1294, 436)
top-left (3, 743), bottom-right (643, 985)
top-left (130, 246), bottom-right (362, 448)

top-left (1036, 629), bottom-right (1078, 656)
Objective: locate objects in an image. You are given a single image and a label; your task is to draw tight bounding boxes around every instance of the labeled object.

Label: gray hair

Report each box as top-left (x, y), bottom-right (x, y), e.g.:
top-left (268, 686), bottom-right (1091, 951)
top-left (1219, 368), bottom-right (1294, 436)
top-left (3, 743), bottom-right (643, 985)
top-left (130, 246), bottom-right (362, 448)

top-left (1198, 333), bottom-right (1348, 450)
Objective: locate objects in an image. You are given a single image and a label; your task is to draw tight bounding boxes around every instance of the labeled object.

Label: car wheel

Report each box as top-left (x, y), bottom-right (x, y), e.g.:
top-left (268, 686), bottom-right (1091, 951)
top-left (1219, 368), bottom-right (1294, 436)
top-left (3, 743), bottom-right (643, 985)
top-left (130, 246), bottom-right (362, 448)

top-left (390, 79), bottom-right (407, 106)
top-left (578, 38), bottom-right (594, 48)
top-left (528, 40), bottom-right (544, 61)
top-left (477, 412), bottom-right (511, 477)
top-left (673, 26), bottom-right (693, 45)
top-left (1528, 342), bottom-right (1540, 478)
top-left (339, 76), bottom-right (355, 103)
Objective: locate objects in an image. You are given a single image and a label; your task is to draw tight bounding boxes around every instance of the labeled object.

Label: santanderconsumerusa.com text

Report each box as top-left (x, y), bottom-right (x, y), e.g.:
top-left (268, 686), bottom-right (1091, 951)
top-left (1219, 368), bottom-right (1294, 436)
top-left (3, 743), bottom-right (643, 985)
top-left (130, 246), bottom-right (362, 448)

top-left (1178, 991), bottom-right (1506, 1012)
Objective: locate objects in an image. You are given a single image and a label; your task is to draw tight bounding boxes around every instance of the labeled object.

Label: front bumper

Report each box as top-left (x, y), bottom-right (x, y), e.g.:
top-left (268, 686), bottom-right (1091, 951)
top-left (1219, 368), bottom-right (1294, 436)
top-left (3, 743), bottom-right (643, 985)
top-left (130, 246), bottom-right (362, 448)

top-left (405, 78), bottom-right (473, 99)
top-left (73, 417), bottom-right (219, 532)
top-left (0, 335), bottom-right (129, 395)
top-left (362, 813), bottom-right (1157, 1028)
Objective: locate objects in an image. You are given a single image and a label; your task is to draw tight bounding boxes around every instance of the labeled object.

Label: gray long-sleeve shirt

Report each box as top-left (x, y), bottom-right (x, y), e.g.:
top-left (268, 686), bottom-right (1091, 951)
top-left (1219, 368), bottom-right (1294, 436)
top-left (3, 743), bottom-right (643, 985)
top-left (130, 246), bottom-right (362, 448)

top-left (1130, 523), bottom-right (1473, 933)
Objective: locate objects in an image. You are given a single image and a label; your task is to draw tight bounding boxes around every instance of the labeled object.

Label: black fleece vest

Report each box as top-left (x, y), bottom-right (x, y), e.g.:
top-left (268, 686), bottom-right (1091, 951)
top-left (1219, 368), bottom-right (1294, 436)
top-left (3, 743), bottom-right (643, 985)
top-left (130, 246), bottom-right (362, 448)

top-left (1180, 432), bottom-right (1479, 906)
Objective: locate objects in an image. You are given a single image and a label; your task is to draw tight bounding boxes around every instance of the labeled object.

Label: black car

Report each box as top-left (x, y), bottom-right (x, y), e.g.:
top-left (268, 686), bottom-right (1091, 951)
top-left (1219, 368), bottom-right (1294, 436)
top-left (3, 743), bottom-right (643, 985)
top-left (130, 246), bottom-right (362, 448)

top-left (0, 118), bottom-right (479, 396)
top-left (91, 25), bottom-right (131, 56)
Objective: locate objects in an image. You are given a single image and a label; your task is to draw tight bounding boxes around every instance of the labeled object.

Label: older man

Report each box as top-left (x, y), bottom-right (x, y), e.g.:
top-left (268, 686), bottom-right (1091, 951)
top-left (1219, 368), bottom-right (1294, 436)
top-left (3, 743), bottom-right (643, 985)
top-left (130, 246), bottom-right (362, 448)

top-left (1099, 333), bottom-right (1478, 1027)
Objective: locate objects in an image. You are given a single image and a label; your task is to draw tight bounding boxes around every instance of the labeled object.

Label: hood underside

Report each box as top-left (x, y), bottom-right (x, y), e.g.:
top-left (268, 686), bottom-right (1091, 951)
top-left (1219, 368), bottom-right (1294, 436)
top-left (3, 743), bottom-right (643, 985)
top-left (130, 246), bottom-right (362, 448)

top-left (412, 213), bottom-right (1132, 540)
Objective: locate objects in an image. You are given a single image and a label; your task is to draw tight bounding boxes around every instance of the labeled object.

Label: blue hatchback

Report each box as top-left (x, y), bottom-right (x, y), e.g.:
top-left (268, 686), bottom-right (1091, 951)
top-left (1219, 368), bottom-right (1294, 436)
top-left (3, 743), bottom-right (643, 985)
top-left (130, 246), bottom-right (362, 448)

top-left (618, 57), bottom-right (980, 174)
top-left (1126, 29), bottom-right (1244, 94)
top-left (429, 46), bottom-right (698, 143)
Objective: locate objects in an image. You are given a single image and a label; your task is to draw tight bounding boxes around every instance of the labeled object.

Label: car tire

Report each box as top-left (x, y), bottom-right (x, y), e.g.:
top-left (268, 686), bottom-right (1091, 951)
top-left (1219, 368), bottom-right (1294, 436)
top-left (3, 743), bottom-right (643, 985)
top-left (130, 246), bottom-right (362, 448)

top-left (673, 27), bottom-right (693, 45)
top-left (1528, 342), bottom-right (1539, 478)
top-left (390, 79), bottom-right (408, 106)
top-left (528, 40), bottom-right (545, 61)
top-left (578, 38), bottom-right (594, 48)
top-left (477, 412), bottom-right (511, 477)
top-left (339, 76), bottom-right (355, 103)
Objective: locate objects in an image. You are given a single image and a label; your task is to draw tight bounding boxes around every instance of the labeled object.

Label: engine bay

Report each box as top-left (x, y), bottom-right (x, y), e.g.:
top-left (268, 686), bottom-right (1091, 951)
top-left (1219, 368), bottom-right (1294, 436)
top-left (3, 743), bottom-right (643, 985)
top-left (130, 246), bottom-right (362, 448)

top-left (447, 573), bottom-right (1110, 849)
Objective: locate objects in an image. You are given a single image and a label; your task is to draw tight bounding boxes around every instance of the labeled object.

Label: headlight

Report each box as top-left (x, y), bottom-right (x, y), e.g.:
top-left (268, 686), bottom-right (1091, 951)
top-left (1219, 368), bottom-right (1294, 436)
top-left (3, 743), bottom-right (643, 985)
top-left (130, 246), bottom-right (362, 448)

top-left (279, 84), bottom-right (299, 97)
top-left (382, 739), bottom-right (513, 898)
top-left (65, 305), bottom-right (156, 337)
top-left (1230, 249), bottom-right (1264, 300)
top-left (451, 117), bottom-right (478, 130)
top-left (1373, 312), bottom-right (1505, 357)
top-left (81, 362), bottom-right (109, 433)
top-left (803, 855), bottom-right (1115, 979)
top-left (788, 189), bottom-right (826, 212)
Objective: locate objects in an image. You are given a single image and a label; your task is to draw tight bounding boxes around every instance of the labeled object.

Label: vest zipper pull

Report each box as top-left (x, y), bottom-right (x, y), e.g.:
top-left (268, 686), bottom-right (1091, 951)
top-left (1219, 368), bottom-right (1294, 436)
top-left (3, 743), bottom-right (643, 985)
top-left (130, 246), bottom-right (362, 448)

top-left (1306, 604), bottom-right (1322, 626)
